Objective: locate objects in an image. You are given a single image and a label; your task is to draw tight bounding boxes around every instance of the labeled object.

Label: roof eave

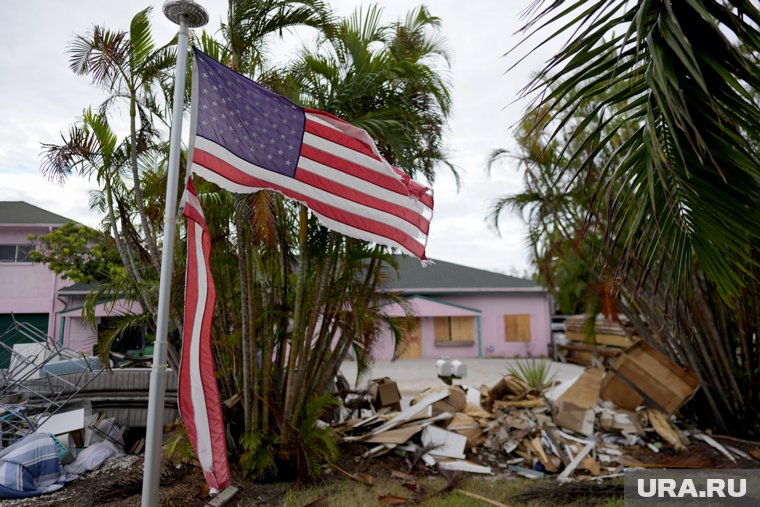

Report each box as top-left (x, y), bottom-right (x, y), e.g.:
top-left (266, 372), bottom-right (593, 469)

top-left (390, 287), bottom-right (547, 294)
top-left (0, 223), bottom-right (67, 228)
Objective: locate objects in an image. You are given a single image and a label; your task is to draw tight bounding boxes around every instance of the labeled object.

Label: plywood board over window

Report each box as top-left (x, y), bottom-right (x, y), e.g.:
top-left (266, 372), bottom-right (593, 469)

top-left (434, 316), bottom-right (474, 342)
top-left (392, 318), bottom-right (422, 359)
top-left (504, 314), bottom-right (531, 342)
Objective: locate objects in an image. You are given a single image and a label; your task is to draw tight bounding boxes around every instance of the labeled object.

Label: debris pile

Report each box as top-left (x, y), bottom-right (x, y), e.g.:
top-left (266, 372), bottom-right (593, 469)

top-left (559, 314), bottom-right (640, 366)
top-left (334, 342), bottom-right (754, 481)
top-left (0, 406), bottom-right (130, 499)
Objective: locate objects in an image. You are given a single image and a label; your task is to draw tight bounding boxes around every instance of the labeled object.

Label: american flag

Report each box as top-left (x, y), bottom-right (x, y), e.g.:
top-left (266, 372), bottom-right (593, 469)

top-left (188, 47), bottom-right (433, 259)
top-left (179, 178), bottom-right (230, 492)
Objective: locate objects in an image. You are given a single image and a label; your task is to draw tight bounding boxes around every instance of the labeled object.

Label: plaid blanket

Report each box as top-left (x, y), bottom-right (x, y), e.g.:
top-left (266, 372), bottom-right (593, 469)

top-left (0, 433), bottom-right (65, 498)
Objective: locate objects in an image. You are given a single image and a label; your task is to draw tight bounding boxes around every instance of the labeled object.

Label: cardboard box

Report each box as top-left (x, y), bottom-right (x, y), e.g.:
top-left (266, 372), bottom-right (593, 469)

top-left (611, 342), bottom-right (699, 414)
top-left (553, 402), bottom-right (596, 436)
top-left (598, 407), bottom-right (644, 435)
top-left (551, 368), bottom-right (603, 436)
top-left (600, 371), bottom-right (644, 411)
top-left (432, 386), bottom-right (467, 415)
top-left (369, 377), bottom-right (401, 411)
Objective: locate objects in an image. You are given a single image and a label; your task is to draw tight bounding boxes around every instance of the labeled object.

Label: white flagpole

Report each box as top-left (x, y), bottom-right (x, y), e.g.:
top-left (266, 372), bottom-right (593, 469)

top-left (142, 1), bottom-right (207, 505)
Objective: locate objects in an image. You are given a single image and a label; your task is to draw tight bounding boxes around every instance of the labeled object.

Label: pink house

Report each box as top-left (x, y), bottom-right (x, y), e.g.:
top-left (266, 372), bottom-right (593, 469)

top-left (373, 256), bottom-right (552, 360)
top-left (0, 202), bottom-right (139, 367)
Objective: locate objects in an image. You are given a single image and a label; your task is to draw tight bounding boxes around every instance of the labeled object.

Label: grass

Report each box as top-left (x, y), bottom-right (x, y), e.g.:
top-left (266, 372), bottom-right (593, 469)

top-left (278, 476), bottom-right (624, 507)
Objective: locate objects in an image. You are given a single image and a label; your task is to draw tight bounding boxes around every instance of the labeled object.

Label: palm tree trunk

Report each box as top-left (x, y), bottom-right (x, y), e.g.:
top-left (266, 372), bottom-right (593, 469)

top-left (234, 207), bottom-right (251, 435)
top-left (283, 206), bottom-right (309, 426)
top-left (129, 94), bottom-right (161, 273)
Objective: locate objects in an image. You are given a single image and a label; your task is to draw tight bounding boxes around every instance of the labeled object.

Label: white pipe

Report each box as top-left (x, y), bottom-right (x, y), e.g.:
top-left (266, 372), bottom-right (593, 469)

top-left (141, 15), bottom-right (189, 507)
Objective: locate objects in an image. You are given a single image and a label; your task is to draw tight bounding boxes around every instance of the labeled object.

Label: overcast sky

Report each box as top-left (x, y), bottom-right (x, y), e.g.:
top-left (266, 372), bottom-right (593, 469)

top-left (0, 1), bottom-right (560, 275)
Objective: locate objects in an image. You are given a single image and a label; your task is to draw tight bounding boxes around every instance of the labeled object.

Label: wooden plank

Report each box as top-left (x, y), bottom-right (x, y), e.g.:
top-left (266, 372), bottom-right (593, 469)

top-left (566, 332), bottom-right (636, 348)
top-left (454, 490), bottom-right (508, 507)
top-left (364, 424), bottom-right (423, 444)
top-left (434, 317), bottom-right (450, 342)
top-left (209, 486), bottom-right (239, 506)
top-left (450, 317), bottom-right (474, 341)
top-left (594, 333), bottom-right (637, 348)
top-left (557, 441), bottom-right (595, 481)
top-left (399, 318), bottom-right (421, 359)
top-left (504, 314), bottom-right (531, 342)
top-left (613, 342), bottom-right (698, 413)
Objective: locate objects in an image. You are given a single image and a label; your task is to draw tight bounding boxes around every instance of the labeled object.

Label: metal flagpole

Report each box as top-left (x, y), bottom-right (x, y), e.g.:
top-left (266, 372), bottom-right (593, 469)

top-left (142, 1), bottom-right (207, 505)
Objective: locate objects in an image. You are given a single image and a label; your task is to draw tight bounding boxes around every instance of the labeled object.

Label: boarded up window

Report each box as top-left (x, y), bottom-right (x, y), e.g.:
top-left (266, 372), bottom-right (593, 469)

top-left (504, 314), bottom-right (531, 342)
top-left (434, 317), bottom-right (474, 342)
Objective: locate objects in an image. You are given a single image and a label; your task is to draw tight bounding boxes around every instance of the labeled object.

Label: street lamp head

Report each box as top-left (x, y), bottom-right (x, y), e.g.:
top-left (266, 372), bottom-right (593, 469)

top-left (163, 0), bottom-right (209, 28)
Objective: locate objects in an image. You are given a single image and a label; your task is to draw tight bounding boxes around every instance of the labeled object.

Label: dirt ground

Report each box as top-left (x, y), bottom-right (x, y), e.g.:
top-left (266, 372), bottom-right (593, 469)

top-left (2, 434), bottom-right (755, 507)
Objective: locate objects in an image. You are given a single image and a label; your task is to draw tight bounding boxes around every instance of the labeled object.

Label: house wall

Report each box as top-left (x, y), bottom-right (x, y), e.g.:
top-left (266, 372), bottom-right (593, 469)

top-left (61, 315), bottom-right (97, 354)
top-left (0, 225), bottom-right (66, 339)
top-left (373, 292), bottom-right (552, 360)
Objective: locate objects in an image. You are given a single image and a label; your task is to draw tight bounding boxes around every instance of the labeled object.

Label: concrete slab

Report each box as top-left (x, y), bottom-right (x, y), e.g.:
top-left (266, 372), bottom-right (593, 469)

top-left (339, 358), bottom-right (584, 397)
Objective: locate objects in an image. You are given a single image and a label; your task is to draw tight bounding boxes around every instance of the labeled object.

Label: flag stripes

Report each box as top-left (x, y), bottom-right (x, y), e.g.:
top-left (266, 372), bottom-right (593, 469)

top-left (188, 48), bottom-right (433, 260)
top-left (179, 180), bottom-right (230, 492)
top-left (192, 145), bottom-right (428, 258)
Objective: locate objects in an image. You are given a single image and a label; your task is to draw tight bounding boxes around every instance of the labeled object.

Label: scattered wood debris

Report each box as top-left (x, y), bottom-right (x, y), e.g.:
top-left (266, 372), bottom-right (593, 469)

top-left (331, 347), bottom-right (724, 483)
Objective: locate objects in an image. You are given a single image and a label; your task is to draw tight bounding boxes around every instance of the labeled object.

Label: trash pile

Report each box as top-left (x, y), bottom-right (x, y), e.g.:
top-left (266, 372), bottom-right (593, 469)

top-left (333, 341), bottom-right (752, 481)
top-left (0, 406), bottom-right (128, 499)
top-left (558, 314), bottom-right (640, 366)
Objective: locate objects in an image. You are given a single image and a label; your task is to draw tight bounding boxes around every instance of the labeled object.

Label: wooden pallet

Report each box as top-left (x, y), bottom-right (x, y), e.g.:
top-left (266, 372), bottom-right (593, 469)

top-left (559, 315), bottom-right (639, 366)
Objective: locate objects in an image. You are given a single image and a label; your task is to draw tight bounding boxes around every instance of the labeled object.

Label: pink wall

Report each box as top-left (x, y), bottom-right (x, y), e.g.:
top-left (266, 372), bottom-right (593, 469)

top-left (61, 316), bottom-right (97, 354)
top-left (0, 225), bottom-right (66, 338)
top-left (373, 292), bottom-right (551, 360)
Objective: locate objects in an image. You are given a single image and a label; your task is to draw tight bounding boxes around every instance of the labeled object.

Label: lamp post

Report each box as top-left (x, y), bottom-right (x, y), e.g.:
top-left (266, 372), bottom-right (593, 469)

top-left (141, 1), bottom-right (207, 505)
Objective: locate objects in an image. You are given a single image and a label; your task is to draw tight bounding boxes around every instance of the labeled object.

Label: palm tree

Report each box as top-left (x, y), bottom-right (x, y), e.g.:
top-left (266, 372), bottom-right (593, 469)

top-left (291, 5), bottom-right (455, 183)
top-left (188, 4), bottom-right (455, 481)
top-left (517, 0), bottom-right (760, 301)
top-left (191, 0), bottom-right (334, 442)
top-left (68, 7), bottom-right (176, 272)
top-left (501, 1), bottom-right (760, 432)
top-left (40, 109), bottom-right (156, 317)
